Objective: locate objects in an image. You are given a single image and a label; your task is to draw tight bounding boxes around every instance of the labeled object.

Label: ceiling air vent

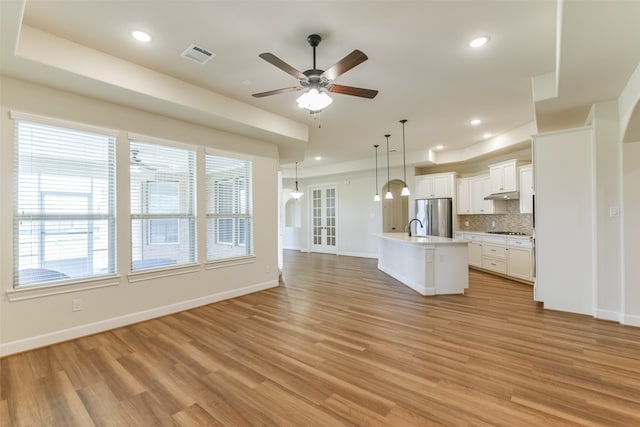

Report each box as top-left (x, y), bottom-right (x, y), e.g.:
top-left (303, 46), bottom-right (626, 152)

top-left (181, 44), bottom-right (215, 64)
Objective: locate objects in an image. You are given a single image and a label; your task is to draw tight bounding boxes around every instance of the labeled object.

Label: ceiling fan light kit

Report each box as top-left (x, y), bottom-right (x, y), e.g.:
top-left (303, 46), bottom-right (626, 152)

top-left (296, 88), bottom-right (333, 111)
top-left (253, 34), bottom-right (378, 113)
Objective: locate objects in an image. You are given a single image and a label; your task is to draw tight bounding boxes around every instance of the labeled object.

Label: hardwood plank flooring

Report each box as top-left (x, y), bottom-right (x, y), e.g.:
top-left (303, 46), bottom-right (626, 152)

top-left (2, 250), bottom-right (640, 426)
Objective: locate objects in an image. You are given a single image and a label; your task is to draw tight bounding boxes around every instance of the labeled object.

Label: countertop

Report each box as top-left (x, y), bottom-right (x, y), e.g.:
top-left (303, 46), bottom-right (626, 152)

top-left (376, 232), bottom-right (468, 245)
top-left (455, 231), bottom-right (533, 239)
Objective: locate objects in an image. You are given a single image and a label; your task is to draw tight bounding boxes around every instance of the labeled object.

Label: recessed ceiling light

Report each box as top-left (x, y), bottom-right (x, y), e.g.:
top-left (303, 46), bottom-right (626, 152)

top-left (435, 145), bottom-right (444, 150)
top-left (469, 36), bottom-right (489, 48)
top-left (483, 133), bottom-right (492, 139)
top-left (470, 119), bottom-right (481, 125)
top-left (315, 156), bottom-right (322, 161)
top-left (131, 30), bottom-right (151, 43)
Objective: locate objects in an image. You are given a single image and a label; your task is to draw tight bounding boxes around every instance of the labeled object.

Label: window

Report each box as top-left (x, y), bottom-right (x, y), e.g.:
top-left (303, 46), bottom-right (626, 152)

top-left (206, 154), bottom-right (253, 260)
top-left (130, 140), bottom-right (196, 271)
top-left (147, 181), bottom-right (179, 244)
top-left (13, 119), bottom-right (116, 287)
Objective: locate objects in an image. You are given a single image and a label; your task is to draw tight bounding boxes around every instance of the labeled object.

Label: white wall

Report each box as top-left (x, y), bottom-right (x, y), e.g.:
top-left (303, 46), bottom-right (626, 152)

top-left (281, 169), bottom-right (396, 258)
top-left (533, 127), bottom-right (595, 316)
top-left (281, 187), bottom-right (305, 251)
top-left (589, 101), bottom-right (623, 321)
top-left (0, 77), bottom-right (280, 355)
top-left (623, 141), bottom-right (640, 326)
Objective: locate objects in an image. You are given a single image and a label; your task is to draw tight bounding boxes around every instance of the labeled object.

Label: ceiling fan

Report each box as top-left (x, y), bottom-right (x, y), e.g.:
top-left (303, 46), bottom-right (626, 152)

top-left (252, 34), bottom-right (378, 112)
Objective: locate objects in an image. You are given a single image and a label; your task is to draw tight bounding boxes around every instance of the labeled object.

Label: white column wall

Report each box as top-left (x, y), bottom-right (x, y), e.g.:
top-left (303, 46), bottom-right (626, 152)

top-left (623, 141), bottom-right (640, 326)
top-left (591, 101), bottom-right (624, 321)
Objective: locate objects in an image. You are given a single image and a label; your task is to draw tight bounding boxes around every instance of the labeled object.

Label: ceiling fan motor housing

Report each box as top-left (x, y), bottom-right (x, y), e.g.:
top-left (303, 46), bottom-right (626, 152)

top-left (307, 34), bottom-right (322, 47)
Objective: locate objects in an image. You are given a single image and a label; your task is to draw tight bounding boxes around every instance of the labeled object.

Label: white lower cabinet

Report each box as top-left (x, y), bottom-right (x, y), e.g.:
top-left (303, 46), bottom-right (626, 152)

top-left (459, 232), bottom-right (534, 282)
top-left (468, 242), bottom-right (482, 267)
top-left (506, 237), bottom-right (534, 281)
top-left (481, 240), bottom-right (507, 274)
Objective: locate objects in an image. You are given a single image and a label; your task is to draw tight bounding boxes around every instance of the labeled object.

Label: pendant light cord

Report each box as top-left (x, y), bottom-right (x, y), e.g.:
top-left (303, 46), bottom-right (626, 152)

top-left (385, 134), bottom-right (391, 186)
top-left (295, 162), bottom-right (299, 191)
top-left (374, 144), bottom-right (379, 194)
top-left (400, 119), bottom-right (407, 183)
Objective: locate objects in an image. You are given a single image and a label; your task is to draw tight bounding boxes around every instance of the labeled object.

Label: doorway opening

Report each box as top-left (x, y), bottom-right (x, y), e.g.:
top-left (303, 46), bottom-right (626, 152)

top-left (382, 179), bottom-right (409, 233)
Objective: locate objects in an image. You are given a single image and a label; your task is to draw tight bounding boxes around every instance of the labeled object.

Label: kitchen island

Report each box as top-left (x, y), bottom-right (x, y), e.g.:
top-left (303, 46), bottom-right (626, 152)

top-left (376, 233), bottom-right (469, 296)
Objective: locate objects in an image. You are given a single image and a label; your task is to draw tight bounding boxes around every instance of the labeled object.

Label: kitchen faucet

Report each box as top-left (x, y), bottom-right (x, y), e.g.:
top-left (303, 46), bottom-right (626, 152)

top-left (408, 218), bottom-right (423, 237)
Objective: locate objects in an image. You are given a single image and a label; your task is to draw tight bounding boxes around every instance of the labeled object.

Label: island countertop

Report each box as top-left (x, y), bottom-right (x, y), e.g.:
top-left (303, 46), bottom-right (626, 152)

top-left (376, 232), bottom-right (468, 245)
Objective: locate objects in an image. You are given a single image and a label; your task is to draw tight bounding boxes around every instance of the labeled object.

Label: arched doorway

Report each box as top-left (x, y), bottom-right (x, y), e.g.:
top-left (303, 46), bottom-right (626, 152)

top-left (382, 179), bottom-right (409, 233)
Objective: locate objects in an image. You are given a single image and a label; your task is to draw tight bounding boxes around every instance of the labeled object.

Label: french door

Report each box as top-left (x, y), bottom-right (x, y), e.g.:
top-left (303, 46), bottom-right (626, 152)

top-left (310, 185), bottom-right (337, 254)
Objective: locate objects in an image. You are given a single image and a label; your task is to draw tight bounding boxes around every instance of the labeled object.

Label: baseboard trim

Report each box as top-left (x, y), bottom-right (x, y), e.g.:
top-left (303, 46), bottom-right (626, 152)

top-left (0, 280), bottom-right (278, 357)
top-left (338, 251), bottom-right (377, 259)
top-left (595, 309), bottom-right (623, 322)
top-left (623, 313), bottom-right (640, 327)
top-left (377, 263), bottom-right (434, 296)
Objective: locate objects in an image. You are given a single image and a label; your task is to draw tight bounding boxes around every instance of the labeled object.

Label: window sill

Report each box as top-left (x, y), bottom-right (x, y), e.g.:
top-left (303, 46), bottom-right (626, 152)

top-left (205, 255), bottom-right (256, 270)
top-left (6, 275), bottom-right (121, 302)
top-left (128, 262), bottom-right (201, 284)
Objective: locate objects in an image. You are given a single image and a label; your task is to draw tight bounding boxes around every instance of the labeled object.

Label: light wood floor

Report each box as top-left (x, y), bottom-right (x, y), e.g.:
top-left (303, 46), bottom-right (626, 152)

top-left (2, 250), bottom-right (640, 426)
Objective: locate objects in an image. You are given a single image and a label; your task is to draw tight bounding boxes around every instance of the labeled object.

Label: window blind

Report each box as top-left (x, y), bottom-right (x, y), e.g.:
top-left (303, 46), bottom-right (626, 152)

top-left (205, 154), bottom-right (253, 260)
top-left (14, 120), bottom-right (116, 287)
top-left (130, 140), bottom-right (196, 271)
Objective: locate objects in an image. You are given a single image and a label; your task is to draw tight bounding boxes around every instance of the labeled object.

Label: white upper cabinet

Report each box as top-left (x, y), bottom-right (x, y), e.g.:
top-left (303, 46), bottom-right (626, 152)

top-left (457, 175), bottom-right (505, 214)
top-left (472, 175), bottom-right (506, 214)
top-left (457, 179), bottom-right (471, 214)
top-left (415, 172), bottom-right (456, 199)
top-left (489, 159), bottom-right (522, 193)
top-left (519, 164), bottom-right (534, 213)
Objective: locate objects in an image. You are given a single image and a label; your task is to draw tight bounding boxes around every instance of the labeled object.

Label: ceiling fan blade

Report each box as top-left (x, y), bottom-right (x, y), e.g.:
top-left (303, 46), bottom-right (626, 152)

top-left (322, 50), bottom-right (368, 81)
top-left (328, 84), bottom-right (378, 99)
top-left (252, 86), bottom-right (303, 98)
top-left (258, 53), bottom-right (306, 80)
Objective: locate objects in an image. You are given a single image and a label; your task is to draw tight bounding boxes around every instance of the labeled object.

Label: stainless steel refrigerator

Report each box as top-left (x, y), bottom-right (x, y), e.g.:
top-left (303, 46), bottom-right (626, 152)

top-left (415, 198), bottom-right (453, 237)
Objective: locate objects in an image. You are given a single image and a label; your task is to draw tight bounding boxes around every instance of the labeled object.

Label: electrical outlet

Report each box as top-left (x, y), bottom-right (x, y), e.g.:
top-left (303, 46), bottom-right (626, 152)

top-left (72, 298), bottom-right (83, 312)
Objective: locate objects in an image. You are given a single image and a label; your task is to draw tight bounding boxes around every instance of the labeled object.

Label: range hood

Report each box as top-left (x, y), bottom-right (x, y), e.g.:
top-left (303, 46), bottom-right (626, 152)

top-left (484, 191), bottom-right (520, 200)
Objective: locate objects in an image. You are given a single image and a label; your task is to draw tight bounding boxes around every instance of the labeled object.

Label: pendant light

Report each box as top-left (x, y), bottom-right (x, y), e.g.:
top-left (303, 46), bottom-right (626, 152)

top-left (373, 144), bottom-right (381, 201)
top-left (384, 134), bottom-right (393, 200)
top-left (400, 119), bottom-right (411, 196)
top-left (290, 162), bottom-right (304, 199)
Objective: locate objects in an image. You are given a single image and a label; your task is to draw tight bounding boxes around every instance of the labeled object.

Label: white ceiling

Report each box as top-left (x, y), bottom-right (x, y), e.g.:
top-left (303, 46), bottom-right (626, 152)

top-left (2, 1), bottom-right (640, 174)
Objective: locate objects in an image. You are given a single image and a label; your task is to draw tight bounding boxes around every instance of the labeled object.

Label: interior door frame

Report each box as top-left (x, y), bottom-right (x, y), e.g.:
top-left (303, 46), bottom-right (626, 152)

top-left (308, 183), bottom-right (338, 254)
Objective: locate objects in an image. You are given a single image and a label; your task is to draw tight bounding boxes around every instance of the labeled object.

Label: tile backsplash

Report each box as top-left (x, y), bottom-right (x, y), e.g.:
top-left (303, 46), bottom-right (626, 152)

top-left (458, 200), bottom-right (533, 234)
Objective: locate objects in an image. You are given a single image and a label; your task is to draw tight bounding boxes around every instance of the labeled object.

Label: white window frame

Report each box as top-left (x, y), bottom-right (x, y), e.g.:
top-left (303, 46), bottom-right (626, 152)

top-left (129, 135), bottom-right (197, 273)
top-left (10, 111), bottom-right (118, 290)
top-left (205, 151), bottom-right (253, 263)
